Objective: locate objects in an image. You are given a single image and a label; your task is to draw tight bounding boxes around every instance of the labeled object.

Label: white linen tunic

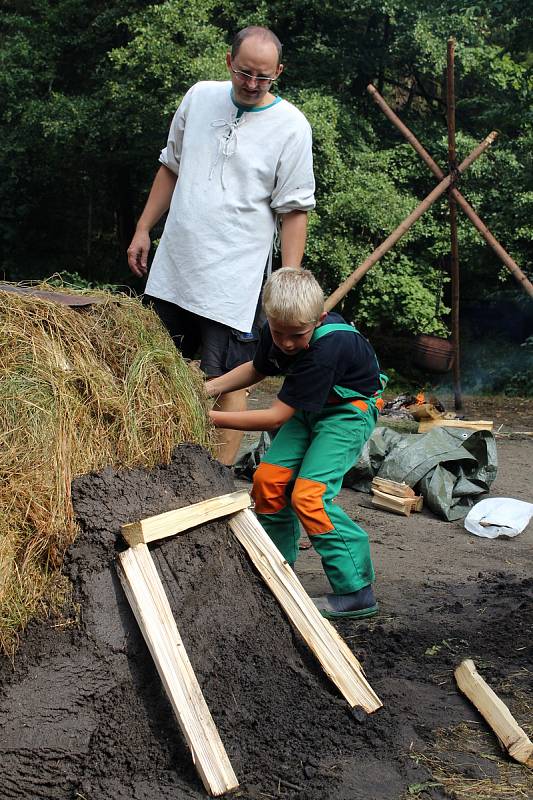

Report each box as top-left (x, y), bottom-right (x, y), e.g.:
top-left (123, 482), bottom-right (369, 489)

top-left (145, 81), bottom-right (315, 333)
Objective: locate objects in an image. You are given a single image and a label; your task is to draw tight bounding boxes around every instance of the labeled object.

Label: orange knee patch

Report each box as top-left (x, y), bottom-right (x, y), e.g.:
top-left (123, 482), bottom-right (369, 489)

top-left (351, 399), bottom-right (368, 412)
top-left (292, 477), bottom-right (334, 535)
top-left (252, 462), bottom-right (293, 515)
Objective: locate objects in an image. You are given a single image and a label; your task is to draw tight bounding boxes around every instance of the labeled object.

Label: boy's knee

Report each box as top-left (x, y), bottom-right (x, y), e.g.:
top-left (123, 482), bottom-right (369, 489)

top-left (291, 477), bottom-right (334, 535)
top-left (252, 462), bottom-right (293, 515)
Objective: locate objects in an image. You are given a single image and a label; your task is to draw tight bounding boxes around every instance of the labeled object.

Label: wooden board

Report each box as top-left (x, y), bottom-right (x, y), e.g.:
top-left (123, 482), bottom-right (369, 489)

top-left (418, 418), bottom-right (493, 433)
top-left (122, 490), bottom-right (251, 546)
top-left (371, 478), bottom-right (415, 498)
top-left (229, 508), bottom-right (382, 714)
top-left (117, 544), bottom-right (239, 796)
top-left (455, 659), bottom-right (533, 767)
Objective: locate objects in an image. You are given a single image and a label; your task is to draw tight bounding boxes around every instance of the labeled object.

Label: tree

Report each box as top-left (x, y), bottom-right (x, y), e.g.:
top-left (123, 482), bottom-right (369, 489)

top-left (1, 0), bottom-right (531, 337)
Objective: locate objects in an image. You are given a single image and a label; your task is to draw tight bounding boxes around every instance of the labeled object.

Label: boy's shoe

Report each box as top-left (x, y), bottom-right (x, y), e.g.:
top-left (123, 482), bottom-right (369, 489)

top-left (312, 585), bottom-right (378, 619)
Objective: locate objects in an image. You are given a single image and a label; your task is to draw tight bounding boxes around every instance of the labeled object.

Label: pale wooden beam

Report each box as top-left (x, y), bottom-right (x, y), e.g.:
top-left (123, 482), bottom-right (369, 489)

top-left (455, 659), bottom-right (533, 767)
top-left (229, 508), bottom-right (382, 714)
top-left (418, 418), bottom-right (493, 433)
top-left (117, 544), bottom-right (239, 796)
top-left (122, 490), bottom-right (251, 546)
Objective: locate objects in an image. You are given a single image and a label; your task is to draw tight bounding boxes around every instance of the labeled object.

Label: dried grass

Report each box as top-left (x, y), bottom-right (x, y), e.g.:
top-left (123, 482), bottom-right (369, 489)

top-left (408, 720), bottom-right (533, 799)
top-left (0, 285), bottom-right (213, 656)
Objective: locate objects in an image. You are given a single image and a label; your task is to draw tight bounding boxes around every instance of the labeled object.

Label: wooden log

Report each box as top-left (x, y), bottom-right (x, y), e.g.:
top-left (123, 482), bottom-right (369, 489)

top-left (371, 478), bottom-right (415, 498)
top-left (406, 402), bottom-right (444, 421)
top-left (418, 419), bottom-right (493, 433)
top-left (447, 37), bottom-right (463, 412)
top-left (117, 544), bottom-right (239, 796)
top-left (455, 659), bottom-right (533, 767)
top-left (122, 490), bottom-right (251, 546)
top-left (371, 489), bottom-right (412, 517)
top-left (410, 495), bottom-right (424, 513)
top-left (228, 508), bottom-right (382, 714)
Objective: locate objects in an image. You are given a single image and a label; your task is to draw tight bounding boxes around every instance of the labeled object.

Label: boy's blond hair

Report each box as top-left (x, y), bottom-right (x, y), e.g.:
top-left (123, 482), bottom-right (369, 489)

top-left (262, 268), bottom-right (324, 325)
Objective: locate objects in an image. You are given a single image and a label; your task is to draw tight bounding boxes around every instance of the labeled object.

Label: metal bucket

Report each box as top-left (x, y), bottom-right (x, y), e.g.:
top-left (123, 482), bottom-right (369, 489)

top-left (412, 335), bottom-right (454, 373)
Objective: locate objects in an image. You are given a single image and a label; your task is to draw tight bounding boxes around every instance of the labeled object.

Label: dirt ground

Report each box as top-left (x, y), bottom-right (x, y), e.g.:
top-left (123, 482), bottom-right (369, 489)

top-left (0, 395), bottom-right (532, 800)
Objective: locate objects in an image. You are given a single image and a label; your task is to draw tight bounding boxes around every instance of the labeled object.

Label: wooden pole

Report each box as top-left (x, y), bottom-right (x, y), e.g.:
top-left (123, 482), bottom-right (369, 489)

top-left (455, 659), bottom-right (533, 766)
top-left (367, 84), bottom-right (533, 299)
top-left (325, 132), bottom-right (497, 311)
top-left (447, 38), bottom-right (463, 410)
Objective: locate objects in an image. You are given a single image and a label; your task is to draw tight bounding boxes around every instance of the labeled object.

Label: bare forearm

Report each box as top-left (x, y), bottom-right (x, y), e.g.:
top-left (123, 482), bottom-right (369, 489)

top-left (210, 404), bottom-right (292, 431)
top-left (136, 165), bottom-right (178, 232)
top-left (206, 362), bottom-right (263, 397)
top-left (280, 210), bottom-right (308, 267)
top-left (127, 165), bottom-right (179, 276)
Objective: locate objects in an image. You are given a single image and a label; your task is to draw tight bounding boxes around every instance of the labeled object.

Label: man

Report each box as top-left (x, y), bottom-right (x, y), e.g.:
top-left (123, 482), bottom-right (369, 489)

top-left (127, 26), bottom-right (315, 465)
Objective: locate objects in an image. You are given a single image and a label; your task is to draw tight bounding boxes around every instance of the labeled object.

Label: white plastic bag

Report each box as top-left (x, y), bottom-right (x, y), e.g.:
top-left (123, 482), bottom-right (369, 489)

top-left (464, 497), bottom-right (533, 539)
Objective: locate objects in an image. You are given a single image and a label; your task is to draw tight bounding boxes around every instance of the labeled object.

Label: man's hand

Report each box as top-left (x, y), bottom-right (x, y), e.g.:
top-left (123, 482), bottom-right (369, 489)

top-left (127, 229), bottom-right (151, 277)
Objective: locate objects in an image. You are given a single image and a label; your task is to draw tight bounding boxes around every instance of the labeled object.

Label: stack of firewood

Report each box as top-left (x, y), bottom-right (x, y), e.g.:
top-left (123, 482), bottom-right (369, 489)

top-left (406, 401), bottom-right (493, 433)
top-left (371, 478), bottom-right (423, 516)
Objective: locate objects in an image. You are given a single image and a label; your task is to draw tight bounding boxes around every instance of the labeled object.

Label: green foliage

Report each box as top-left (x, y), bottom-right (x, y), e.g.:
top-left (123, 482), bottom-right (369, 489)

top-left (107, 0), bottom-right (227, 119)
top-left (290, 90), bottom-right (451, 334)
top-left (497, 368), bottom-right (533, 397)
top-left (46, 271), bottom-right (127, 294)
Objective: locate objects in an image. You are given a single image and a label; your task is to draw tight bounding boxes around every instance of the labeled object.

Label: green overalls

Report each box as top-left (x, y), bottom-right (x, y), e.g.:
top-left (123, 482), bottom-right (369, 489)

top-left (251, 323), bottom-right (387, 595)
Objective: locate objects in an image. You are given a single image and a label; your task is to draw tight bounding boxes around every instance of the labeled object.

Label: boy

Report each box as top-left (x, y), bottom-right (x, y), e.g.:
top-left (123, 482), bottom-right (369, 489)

top-left (206, 268), bottom-right (386, 619)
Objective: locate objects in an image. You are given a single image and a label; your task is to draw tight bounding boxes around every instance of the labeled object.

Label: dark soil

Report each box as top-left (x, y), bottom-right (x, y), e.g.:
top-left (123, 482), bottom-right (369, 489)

top-left (1, 435), bottom-right (532, 800)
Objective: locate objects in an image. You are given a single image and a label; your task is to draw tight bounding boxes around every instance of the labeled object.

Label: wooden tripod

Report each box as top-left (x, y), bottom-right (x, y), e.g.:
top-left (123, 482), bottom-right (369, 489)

top-left (326, 38), bottom-right (533, 410)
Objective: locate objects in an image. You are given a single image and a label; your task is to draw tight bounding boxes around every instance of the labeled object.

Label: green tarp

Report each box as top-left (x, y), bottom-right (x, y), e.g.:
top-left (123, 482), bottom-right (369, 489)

top-left (344, 426), bottom-right (498, 521)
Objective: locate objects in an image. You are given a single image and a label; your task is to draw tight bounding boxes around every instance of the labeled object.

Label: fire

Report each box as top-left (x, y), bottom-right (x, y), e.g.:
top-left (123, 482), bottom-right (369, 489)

top-left (415, 392), bottom-right (425, 405)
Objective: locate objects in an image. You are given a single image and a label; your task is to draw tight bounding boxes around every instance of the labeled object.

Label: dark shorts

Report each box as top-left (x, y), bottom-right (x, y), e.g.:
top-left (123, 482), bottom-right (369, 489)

top-left (143, 295), bottom-right (262, 378)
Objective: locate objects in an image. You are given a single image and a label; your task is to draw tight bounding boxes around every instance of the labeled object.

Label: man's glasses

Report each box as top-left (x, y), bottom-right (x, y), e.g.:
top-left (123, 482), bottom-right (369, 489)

top-left (230, 64), bottom-right (278, 86)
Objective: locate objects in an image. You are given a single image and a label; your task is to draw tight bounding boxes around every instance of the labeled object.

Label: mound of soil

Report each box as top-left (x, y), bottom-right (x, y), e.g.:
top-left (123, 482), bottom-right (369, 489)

top-left (0, 443), bottom-right (531, 799)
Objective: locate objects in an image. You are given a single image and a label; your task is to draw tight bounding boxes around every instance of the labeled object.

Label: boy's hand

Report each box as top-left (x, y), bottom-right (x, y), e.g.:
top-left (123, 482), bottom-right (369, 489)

top-left (209, 409), bottom-right (223, 426)
top-left (205, 378), bottom-right (218, 397)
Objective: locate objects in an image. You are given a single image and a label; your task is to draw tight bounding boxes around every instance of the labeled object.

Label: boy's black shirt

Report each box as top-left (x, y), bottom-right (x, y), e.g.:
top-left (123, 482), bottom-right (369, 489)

top-left (253, 311), bottom-right (381, 412)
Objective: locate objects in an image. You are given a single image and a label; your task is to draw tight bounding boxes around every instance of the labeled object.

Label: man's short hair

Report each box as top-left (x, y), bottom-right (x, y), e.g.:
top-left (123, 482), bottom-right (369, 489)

top-left (231, 26), bottom-right (283, 65)
top-left (263, 268), bottom-right (324, 325)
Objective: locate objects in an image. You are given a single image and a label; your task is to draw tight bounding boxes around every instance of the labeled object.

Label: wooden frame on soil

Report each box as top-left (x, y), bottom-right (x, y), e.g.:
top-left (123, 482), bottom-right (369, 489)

top-left (117, 490), bottom-right (383, 795)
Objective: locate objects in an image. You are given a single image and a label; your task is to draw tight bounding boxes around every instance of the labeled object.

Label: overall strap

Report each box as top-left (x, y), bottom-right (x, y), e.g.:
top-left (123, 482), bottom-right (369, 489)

top-left (311, 323), bottom-right (358, 343)
top-left (310, 323), bottom-right (388, 402)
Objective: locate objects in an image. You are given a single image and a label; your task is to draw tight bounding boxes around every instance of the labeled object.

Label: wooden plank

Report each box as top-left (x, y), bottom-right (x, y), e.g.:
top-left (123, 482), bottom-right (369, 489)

top-left (228, 508), bottom-right (382, 714)
top-left (122, 490), bottom-right (251, 546)
top-left (371, 478), bottom-right (415, 498)
top-left (418, 418), bottom-right (493, 433)
top-left (0, 283), bottom-right (105, 306)
top-left (117, 544), bottom-right (239, 796)
top-left (495, 431), bottom-right (533, 439)
top-left (371, 489), bottom-right (413, 516)
top-left (455, 659), bottom-right (533, 767)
